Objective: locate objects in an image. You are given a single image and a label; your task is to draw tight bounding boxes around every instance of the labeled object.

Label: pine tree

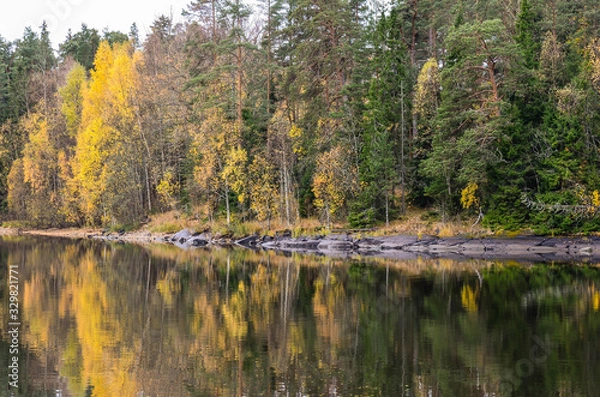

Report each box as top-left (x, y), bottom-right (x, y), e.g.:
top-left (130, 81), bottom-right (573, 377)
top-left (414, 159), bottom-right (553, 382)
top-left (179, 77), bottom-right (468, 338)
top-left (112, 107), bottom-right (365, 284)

top-left (351, 8), bottom-right (410, 227)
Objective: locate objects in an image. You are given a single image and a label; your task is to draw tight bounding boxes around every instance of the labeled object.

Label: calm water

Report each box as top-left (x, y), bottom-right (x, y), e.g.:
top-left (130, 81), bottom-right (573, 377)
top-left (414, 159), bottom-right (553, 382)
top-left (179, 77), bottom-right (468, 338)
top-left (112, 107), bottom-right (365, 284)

top-left (0, 236), bottom-right (599, 396)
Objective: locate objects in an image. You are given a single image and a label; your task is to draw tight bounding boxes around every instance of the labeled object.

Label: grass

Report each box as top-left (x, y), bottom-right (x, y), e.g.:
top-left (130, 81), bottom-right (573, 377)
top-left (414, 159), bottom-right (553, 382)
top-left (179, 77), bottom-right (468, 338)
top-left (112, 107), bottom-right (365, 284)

top-left (2, 220), bottom-right (33, 229)
top-left (150, 222), bottom-right (186, 234)
top-left (137, 207), bottom-right (493, 239)
top-left (353, 209), bottom-right (492, 238)
top-left (1, 207), bottom-right (494, 240)
top-left (109, 223), bottom-right (140, 233)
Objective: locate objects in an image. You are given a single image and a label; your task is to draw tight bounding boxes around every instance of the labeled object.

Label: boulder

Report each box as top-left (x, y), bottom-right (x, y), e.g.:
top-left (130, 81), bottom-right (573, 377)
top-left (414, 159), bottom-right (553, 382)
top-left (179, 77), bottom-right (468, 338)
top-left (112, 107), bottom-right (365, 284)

top-left (171, 229), bottom-right (193, 242)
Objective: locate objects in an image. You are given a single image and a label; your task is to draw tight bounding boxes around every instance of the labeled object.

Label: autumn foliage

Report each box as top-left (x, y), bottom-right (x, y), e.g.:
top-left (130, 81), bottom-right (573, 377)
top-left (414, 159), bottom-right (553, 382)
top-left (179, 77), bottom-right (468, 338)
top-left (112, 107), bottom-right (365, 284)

top-left (2, 0), bottom-right (600, 233)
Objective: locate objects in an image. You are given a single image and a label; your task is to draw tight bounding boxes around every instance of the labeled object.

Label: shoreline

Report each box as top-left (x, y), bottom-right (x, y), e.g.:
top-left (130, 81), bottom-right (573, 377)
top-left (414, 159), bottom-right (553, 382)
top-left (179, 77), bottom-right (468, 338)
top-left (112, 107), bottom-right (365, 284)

top-left (6, 226), bottom-right (600, 263)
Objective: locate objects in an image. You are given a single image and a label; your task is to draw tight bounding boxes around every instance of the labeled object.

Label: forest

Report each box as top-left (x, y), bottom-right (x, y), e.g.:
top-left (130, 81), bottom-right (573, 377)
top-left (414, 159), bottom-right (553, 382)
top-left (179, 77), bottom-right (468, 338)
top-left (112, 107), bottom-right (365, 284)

top-left (1, 0), bottom-right (600, 234)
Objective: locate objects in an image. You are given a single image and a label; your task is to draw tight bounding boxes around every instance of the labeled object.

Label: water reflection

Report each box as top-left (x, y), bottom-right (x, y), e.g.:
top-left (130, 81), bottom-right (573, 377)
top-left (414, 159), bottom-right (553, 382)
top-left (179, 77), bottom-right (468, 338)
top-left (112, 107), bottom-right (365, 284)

top-left (0, 236), bottom-right (599, 396)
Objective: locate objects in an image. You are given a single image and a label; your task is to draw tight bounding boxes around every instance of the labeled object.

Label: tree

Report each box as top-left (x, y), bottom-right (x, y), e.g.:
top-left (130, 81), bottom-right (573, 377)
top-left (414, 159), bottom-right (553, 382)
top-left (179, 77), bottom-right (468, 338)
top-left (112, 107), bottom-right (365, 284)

top-left (59, 25), bottom-right (101, 70)
top-left (139, 15), bottom-right (191, 214)
top-left (312, 145), bottom-right (357, 228)
top-left (6, 108), bottom-right (66, 226)
top-left (247, 156), bottom-right (280, 228)
top-left (352, 8), bottom-right (411, 227)
top-left (190, 106), bottom-right (241, 225)
top-left (267, 104), bottom-right (300, 226)
top-left (421, 19), bottom-right (520, 214)
top-left (71, 41), bottom-right (147, 226)
top-left (515, 0), bottom-right (541, 69)
top-left (59, 63), bottom-right (86, 141)
top-left (539, 30), bottom-right (566, 89)
top-left (58, 63), bottom-right (87, 223)
top-left (19, 112), bottom-right (61, 225)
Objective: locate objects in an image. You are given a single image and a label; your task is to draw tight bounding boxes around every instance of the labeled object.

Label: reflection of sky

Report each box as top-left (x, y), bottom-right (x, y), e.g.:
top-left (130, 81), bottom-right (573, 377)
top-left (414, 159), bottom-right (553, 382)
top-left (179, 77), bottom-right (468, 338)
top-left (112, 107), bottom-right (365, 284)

top-left (1, 0), bottom-right (192, 46)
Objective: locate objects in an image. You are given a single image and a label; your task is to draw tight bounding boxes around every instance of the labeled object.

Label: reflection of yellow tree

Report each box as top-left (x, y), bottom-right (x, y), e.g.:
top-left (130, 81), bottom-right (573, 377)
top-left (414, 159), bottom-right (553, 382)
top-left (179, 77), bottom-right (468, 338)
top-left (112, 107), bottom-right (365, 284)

top-left (249, 264), bottom-right (280, 331)
top-left (460, 284), bottom-right (479, 313)
top-left (312, 265), bottom-right (357, 367)
top-left (222, 281), bottom-right (248, 341)
top-left (14, 238), bottom-right (597, 396)
top-left (12, 241), bottom-right (144, 395)
top-left (61, 250), bottom-right (138, 396)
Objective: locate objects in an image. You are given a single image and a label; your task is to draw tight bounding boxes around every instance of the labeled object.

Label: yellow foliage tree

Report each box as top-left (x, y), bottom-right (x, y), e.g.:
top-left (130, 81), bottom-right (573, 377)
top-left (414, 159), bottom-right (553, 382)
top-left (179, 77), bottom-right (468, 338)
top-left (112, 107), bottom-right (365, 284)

top-left (71, 41), bottom-right (146, 225)
top-left (156, 170), bottom-right (180, 211)
top-left (588, 38), bottom-right (600, 94)
top-left (191, 104), bottom-right (243, 225)
top-left (6, 158), bottom-right (27, 220)
top-left (460, 182), bottom-right (480, 210)
top-left (59, 62), bottom-right (86, 141)
top-left (312, 145), bottom-right (357, 228)
top-left (248, 156), bottom-right (280, 228)
top-left (413, 58), bottom-right (440, 120)
top-left (7, 110), bottom-right (62, 226)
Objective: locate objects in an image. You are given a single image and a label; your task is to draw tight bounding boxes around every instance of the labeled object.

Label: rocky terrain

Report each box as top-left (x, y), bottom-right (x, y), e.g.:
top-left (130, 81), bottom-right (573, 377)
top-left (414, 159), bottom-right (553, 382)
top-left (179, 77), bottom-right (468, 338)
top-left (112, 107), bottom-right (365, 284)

top-left (106, 228), bottom-right (600, 262)
top-left (12, 227), bottom-right (600, 262)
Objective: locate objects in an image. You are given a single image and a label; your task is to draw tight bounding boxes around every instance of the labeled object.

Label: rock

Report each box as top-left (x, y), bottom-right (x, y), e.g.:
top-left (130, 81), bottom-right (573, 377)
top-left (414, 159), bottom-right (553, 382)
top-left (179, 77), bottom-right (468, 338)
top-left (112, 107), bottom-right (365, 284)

top-left (278, 238), bottom-right (321, 250)
top-left (326, 233), bottom-right (352, 241)
top-left (276, 229), bottom-right (292, 238)
top-left (317, 239), bottom-right (354, 251)
top-left (355, 238), bottom-right (383, 249)
top-left (378, 236), bottom-right (419, 250)
top-left (171, 229), bottom-right (193, 242)
top-left (236, 235), bottom-right (259, 248)
top-left (261, 240), bottom-right (278, 249)
top-left (190, 238), bottom-right (208, 247)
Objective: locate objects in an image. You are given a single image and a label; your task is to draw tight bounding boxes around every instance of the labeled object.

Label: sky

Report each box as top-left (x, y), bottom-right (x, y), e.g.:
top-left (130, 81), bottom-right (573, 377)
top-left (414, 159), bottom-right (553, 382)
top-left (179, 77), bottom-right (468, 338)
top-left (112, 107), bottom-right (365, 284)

top-left (0, 0), bottom-right (195, 47)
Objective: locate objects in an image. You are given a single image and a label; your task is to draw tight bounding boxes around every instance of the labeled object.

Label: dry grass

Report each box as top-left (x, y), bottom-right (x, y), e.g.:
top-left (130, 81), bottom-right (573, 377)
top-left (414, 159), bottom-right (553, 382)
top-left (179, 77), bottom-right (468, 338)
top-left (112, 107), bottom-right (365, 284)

top-left (363, 209), bottom-right (493, 238)
top-left (145, 211), bottom-right (196, 233)
top-left (141, 208), bottom-right (492, 238)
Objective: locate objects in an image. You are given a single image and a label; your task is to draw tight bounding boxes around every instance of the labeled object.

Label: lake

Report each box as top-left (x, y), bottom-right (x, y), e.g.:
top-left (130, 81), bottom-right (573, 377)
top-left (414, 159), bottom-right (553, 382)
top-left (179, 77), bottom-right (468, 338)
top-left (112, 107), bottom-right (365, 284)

top-left (0, 236), bottom-right (599, 396)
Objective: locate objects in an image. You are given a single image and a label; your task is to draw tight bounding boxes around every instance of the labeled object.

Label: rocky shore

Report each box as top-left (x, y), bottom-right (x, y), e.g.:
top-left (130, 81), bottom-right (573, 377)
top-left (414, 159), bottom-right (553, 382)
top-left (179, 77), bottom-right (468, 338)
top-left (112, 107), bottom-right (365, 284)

top-left (12, 227), bottom-right (600, 262)
top-left (83, 228), bottom-right (600, 262)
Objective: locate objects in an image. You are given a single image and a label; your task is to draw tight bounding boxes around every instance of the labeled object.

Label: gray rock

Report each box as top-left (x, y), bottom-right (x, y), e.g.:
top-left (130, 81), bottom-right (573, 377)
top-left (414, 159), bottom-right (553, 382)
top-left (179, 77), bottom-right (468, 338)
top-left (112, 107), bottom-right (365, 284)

top-left (171, 228), bottom-right (193, 242)
top-left (236, 235), bottom-right (259, 247)
top-left (317, 239), bottom-right (354, 251)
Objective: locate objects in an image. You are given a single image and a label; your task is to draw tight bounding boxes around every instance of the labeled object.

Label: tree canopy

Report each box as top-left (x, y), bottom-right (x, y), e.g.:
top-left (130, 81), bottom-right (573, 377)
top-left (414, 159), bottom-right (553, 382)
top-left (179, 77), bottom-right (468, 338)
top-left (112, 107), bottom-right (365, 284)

top-left (2, 0), bottom-right (600, 233)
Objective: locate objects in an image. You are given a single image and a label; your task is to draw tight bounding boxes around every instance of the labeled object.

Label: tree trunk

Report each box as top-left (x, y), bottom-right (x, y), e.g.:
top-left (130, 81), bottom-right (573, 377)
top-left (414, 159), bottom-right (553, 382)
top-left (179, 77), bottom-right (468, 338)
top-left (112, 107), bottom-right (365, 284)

top-left (400, 81), bottom-right (406, 214)
top-left (225, 179), bottom-right (231, 227)
top-left (385, 192), bottom-right (390, 228)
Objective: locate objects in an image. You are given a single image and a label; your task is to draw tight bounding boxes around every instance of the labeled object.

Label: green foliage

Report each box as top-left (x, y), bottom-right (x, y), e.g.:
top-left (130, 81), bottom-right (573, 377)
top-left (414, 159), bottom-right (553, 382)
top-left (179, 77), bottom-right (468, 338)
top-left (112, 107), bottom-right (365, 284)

top-left (59, 24), bottom-right (101, 70)
top-left (347, 205), bottom-right (376, 229)
top-left (515, 0), bottom-right (541, 69)
top-left (2, 0), bottom-right (600, 233)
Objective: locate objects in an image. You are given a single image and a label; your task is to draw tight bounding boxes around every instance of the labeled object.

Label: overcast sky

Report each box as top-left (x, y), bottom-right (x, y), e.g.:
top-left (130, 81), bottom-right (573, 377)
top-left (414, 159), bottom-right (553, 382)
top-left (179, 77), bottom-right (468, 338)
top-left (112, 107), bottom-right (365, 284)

top-left (1, 0), bottom-right (195, 46)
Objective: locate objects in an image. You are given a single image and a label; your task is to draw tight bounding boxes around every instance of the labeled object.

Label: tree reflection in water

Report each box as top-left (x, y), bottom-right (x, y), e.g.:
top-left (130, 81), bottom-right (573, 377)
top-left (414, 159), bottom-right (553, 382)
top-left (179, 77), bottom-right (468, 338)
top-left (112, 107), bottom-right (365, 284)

top-left (0, 236), bottom-right (599, 396)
